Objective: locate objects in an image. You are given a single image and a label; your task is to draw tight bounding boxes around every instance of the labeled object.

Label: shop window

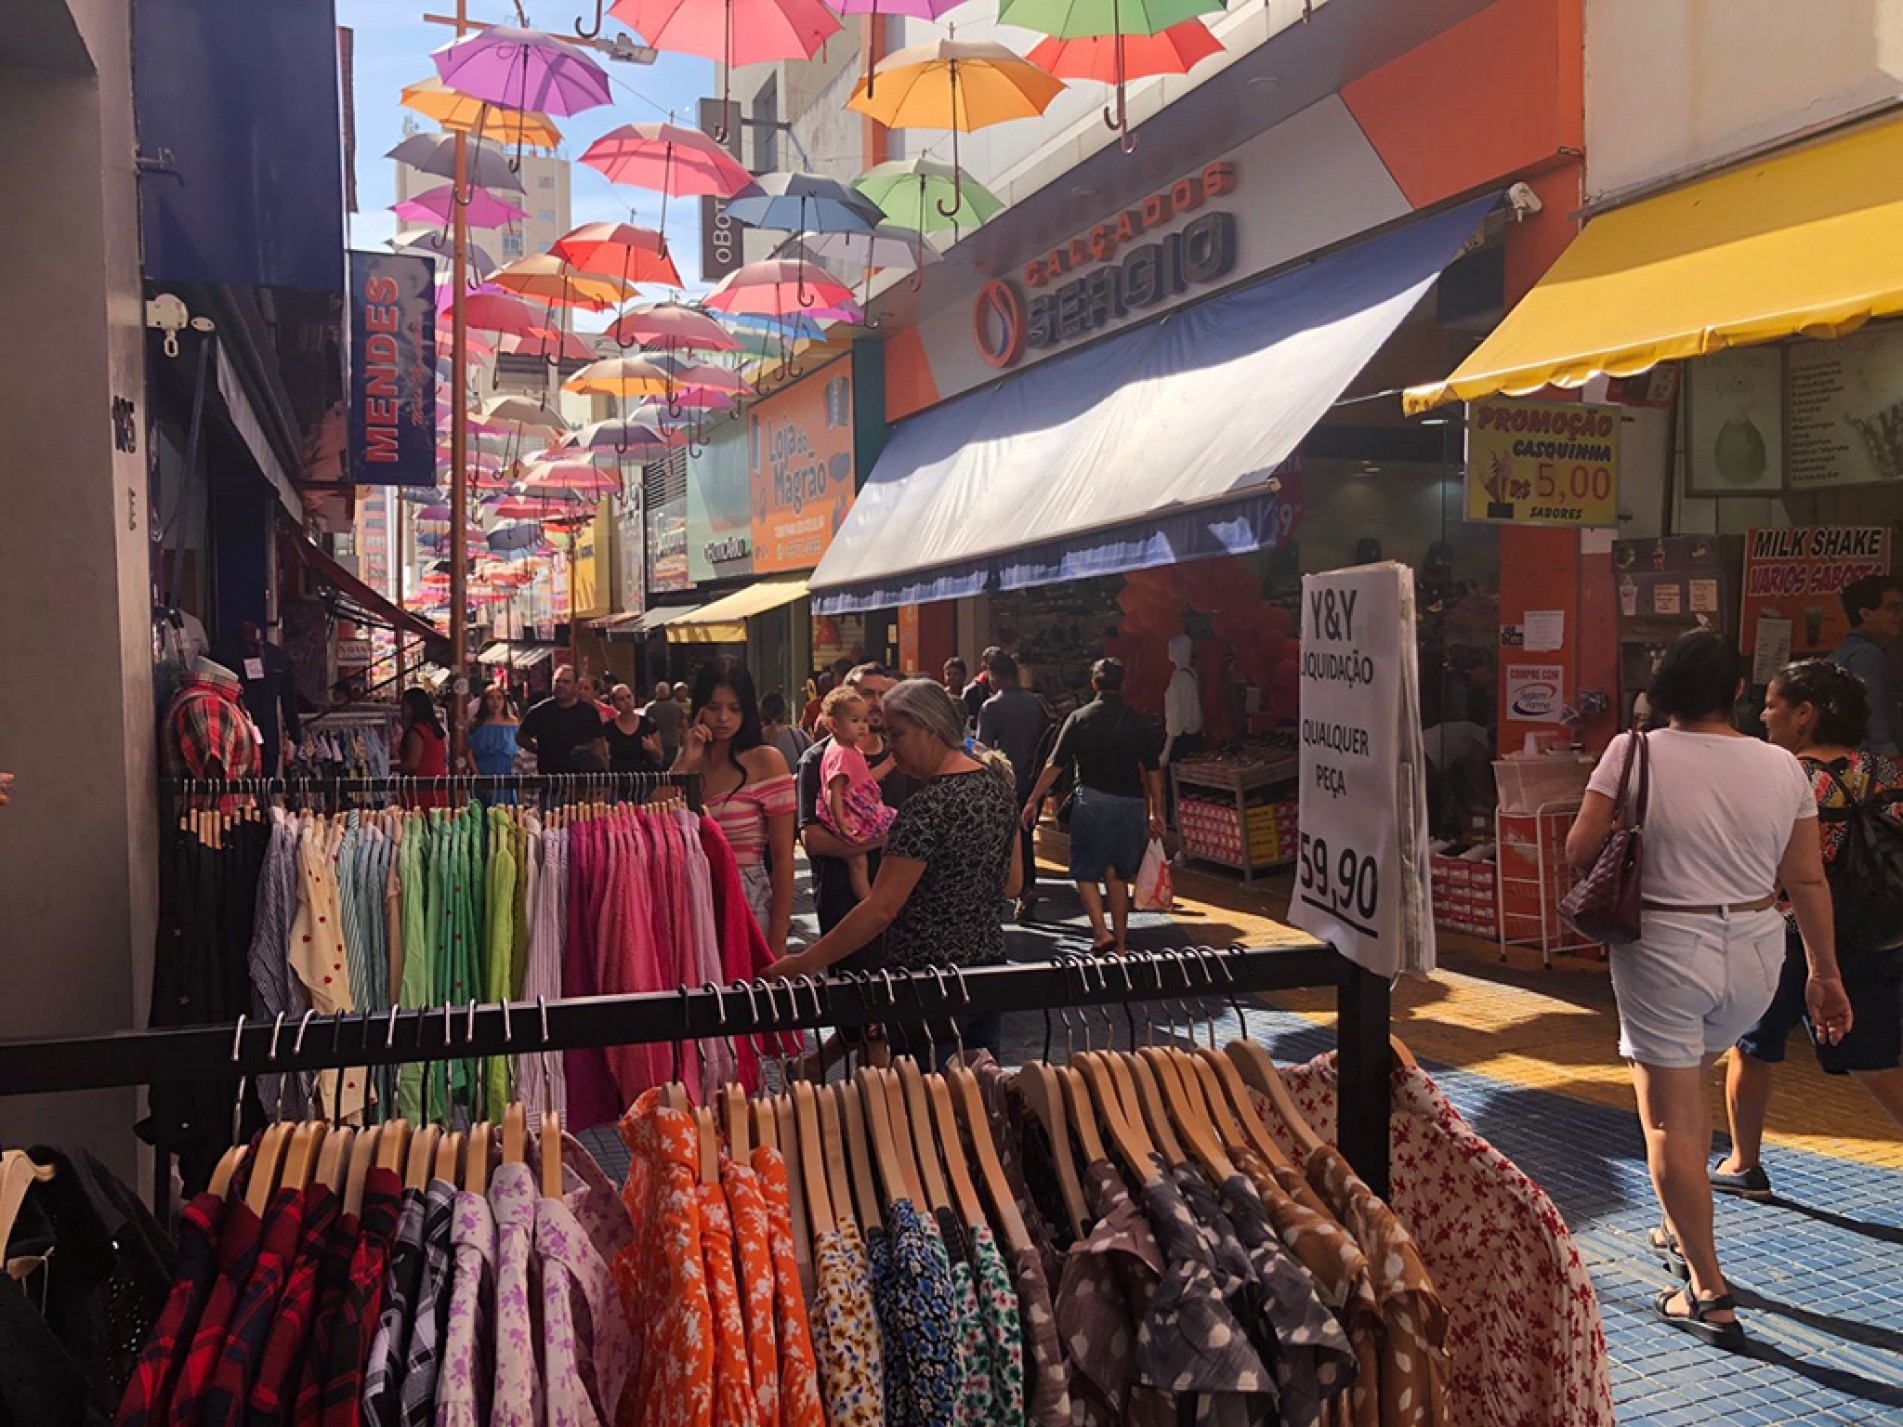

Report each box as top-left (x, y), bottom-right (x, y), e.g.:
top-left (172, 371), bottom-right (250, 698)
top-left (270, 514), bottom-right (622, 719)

top-left (500, 232), bottom-right (524, 257)
top-left (751, 78), bottom-right (778, 173)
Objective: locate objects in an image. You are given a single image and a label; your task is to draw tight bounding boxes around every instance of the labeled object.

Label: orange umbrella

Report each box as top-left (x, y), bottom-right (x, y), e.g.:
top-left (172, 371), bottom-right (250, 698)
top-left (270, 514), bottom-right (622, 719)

top-left (551, 221), bottom-right (682, 289)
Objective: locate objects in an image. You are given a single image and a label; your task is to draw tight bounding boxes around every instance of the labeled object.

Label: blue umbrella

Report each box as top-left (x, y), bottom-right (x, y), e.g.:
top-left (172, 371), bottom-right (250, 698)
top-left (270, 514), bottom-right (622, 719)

top-left (487, 523), bottom-right (545, 553)
top-left (720, 309), bottom-right (828, 342)
top-left (724, 171), bottom-right (886, 236)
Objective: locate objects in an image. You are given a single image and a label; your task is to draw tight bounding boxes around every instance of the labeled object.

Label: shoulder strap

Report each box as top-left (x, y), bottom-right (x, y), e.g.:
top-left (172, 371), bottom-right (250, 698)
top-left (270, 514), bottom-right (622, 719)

top-left (1609, 728), bottom-right (1646, 824)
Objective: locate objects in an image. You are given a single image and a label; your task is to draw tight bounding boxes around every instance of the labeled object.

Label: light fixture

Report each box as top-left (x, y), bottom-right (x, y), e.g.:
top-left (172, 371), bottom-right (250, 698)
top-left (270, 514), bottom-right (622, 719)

top-left (1247, 75), bottom-right (1283, 92)
top-left (1417, 416), bottom-right (1449, 426)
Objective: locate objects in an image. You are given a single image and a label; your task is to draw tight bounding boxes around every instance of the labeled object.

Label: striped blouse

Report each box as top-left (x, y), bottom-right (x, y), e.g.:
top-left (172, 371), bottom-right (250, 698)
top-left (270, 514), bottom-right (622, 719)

top-left (707, 774), bottom-right (796, 867)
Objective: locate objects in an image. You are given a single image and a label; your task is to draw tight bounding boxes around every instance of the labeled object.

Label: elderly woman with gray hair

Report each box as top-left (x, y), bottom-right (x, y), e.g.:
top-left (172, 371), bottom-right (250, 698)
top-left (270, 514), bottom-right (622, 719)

top-left (770, 676), bottom-right (1023, 1060)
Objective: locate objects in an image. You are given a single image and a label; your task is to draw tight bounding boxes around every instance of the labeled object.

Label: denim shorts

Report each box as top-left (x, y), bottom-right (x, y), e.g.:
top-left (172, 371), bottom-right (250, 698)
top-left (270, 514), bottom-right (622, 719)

top-left (1737, 927), bottom-right (1902, 1075)
top-left (1068, 786), bottom-right (1148, 883)
top-left (1608, 907), bottom-right (1786, 1069)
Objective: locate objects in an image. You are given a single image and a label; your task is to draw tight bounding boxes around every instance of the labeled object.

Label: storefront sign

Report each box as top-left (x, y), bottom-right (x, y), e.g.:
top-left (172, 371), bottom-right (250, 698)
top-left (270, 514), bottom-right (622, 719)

top-left (1465, 398), bottom-right (1619, 527)
top-left (1686, 348), bottom-right (1783, 494)
top-left (1788, 325), bottom-right (1903, 488)
top-left (750, 360), bottom-right (856, 573)
top-left (1504, 664), bottom-right (1566, 723)
top-left (697, 100), bottom-right (744, 285)
top-left (346, 249), bottom-right (437, 486)
top-left (1739, 525), bottom-right (1891, 668)
top-left (973, 164), bottom-right (1238, 369)
top-left (647, 495), bottom-right (689, 593)
top-left (687, 422), bottom-right (756, 583)
top-left (335, 638), bottom-right (372, 667)
top-left (570, 507), bottom-right (604, 618)
top-left (615, 493), bottom-right (645, 618)
top-left (1292, 563), bottom-right (1436, 978)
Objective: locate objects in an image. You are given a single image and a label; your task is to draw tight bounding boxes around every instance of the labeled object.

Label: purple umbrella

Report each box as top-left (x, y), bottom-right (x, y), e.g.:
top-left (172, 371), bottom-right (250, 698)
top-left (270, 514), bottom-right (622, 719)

top-left (395, 185), bottom-right (529, 229)
top-left (821, 0), bottom-right (969, 92)
top-left (431, 25), bottom-right (612, 117)
top-left (419, 503), bottom-right (453, 521)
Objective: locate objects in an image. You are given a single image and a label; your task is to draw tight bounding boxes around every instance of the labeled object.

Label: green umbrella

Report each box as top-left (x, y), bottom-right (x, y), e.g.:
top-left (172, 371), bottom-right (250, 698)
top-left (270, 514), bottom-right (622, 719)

top-left (1000, 0), bottom-right (1226, 149)
top-left (854, 157), bottom-right (1004, 242)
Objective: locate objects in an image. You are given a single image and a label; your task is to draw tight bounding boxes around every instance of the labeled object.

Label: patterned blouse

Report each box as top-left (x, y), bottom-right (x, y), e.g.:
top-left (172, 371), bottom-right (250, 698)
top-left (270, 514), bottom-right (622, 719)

top-left (881, 770), bottom-right (1017, 971)
top-left (812, 1220), bottom-right (886, 1427)
top-left (434, 1189), bottom-right (497, 1427)
top-left (751, 1148), bottom-right (825, 1427)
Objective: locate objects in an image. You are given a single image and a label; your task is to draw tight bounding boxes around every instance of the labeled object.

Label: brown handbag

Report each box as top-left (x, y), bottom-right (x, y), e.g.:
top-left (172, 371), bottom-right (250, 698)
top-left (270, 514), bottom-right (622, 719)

top-left (1559, 728), bottom-right (1649, 944)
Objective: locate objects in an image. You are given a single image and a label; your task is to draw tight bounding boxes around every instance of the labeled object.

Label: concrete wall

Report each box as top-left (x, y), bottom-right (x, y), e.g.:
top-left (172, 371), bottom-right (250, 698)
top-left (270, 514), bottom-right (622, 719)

top-left (0, 0), bottom-right (155, 1179)
top-left (1584, 0), bottom-right (1903, 202)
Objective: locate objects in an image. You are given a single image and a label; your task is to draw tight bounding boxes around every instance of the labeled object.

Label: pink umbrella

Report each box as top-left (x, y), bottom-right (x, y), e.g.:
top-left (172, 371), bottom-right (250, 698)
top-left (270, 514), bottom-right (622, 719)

top-left (520, 460), bottom-right (624, 494)
top-left (821, 0), bottom-right (969, 94)
top-left (461, 290), bottom-right (548, 336)
top-left (706, 258), bottom-right (856, 316)
top-left (431, 25), bottom-right (612, 117)
top-left (609, 0), bottom-right (838, 128)
top-left (394, 185), bottom-right (530, 228)
top-left (500, 329), bottom-right (597, 363)
top-left (607, 301), bottom-right (741, 352)
top-left (581, 124), bottom-right (759, 198)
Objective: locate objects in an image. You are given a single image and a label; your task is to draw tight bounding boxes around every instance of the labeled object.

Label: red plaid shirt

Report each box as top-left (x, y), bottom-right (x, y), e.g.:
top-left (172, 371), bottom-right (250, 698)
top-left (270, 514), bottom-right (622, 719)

top-left (245, 1184), bottom-right (339, 1424)
top-left (163, 665), bottom-right (262, 794)
top-left (114, 1191), bottom-right (228, 1426)
top-left (298, 1167), bottom-right (402, 1427)
top-left (200, 1186), bottom-right (306, 1420)
top-left (165, 1198), bottom-right (263, 1425)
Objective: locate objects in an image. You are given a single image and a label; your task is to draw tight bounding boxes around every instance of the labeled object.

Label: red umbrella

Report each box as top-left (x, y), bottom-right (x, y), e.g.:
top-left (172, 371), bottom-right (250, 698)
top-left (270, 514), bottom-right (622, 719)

top-left (499, 329), bottom-right (596, 363)
top-left (462, 290), bottom-right (548, 335)
top-left (551, 221), bottom-right (682, 288)
top-left (582, 123), bottom-right (759, 198)
top-left (521, 460), bottom-right (623, 494)
top-left (607, 301), bottom-right (741, 353)
top-left (609, 0), bottom-right (839, 131)
top-left (706, 258), bottom-right (856, 316)
top-left (1027, 20), bottom-right (1222, 84)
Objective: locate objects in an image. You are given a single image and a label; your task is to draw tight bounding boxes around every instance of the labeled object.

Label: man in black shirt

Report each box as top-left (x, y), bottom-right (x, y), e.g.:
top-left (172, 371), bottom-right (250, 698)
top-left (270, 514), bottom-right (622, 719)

top-left (976, 650), bottom-right (1054, 921)
top-left (1021, 657), bottom-right (1165, 954)
top-left (961, 645), bottom-right (1001, 727)
top-left (516, 664), bottom-right (609, 773)
top-left (797, 663), bottom-right (921, 961)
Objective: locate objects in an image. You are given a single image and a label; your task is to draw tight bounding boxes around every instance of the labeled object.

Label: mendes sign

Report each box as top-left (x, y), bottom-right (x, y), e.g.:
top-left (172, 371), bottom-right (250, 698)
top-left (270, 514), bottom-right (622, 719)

top-left (1465, 398), bottom-right (1620, 528)
top-left (972, 163), bottom-right (1239, 370)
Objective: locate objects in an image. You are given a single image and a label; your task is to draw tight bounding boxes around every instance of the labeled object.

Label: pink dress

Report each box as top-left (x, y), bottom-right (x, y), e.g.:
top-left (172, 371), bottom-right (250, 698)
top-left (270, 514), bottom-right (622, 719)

top-left (819, 742), bottom-right (899, 842)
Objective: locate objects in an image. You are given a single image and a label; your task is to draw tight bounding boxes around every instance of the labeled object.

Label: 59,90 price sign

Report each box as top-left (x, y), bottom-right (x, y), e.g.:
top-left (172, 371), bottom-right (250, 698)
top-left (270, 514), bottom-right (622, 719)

top-left (1297, 833), bottom-right (1380, 933)
top-left (1464, 397), bottom-right (1620, 529)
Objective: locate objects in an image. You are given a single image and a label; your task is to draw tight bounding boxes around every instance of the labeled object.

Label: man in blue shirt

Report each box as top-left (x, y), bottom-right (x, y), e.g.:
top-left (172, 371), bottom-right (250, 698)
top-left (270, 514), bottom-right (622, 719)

top-left (1828, 574), bottom-right (1903, 754)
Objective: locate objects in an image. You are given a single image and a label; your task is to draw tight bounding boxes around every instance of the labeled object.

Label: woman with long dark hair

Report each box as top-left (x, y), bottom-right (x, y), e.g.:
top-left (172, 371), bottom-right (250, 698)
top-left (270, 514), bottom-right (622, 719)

top-left (397, 686), bottom-right (449, 808)
top-left (672, 657), bottom-right (796, 955)
top-left (1567, 631), bottom-right (1849, 1348)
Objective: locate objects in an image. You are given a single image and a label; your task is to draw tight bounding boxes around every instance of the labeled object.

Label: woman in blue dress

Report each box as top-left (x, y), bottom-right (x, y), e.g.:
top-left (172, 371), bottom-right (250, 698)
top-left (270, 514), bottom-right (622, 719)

top-left (465, 683), bottom-right (522, 801)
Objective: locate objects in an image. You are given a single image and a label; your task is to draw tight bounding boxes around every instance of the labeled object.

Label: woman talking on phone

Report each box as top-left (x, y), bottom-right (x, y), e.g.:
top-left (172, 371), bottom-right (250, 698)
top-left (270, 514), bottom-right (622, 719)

top-left (672, 657), bottom-right (797, 957)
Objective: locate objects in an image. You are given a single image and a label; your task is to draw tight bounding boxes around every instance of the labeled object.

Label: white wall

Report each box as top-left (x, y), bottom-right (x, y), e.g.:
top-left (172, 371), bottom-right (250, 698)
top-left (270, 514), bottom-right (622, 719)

top-left (1585, 0), bottom-right (1903, 202)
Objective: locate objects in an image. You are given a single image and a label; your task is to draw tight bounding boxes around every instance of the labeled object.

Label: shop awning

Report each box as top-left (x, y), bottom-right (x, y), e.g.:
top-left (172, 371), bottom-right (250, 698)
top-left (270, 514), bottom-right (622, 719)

top-left (669, 579), bottom-right (808, 644)
top-left (588, 612), bottom-right (644, 633)
top-left (631, 603), bottom-right (709, 634)
top-left (810, 195), bottom-right (1500, 614)
top-left (288, 528), bottom-right (441, 642)
top-left (477, 641), bottom-right (559, 668)
top-left (1406, 116), bottom-right (1903, 412)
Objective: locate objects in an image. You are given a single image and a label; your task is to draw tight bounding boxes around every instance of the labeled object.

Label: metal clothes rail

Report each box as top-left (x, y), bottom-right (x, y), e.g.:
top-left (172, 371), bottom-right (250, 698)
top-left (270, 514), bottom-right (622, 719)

top-left (160, 771), bottom-right (704, 812)
top-left (0, 944), bottom-right (1395, 1194)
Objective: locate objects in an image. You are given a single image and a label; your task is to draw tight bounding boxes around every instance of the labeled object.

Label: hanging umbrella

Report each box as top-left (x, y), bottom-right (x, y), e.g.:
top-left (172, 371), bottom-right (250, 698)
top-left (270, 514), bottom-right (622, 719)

top-left (580, 123), bottom-right (762, 266)
top-left (706, 258), bottom-right (857, 316)
top-left (607, 0), bottom-right (839, 132)
top-left (520, 460), bottom-right (625, 494)
top-left (724, 171), bottom-right (887, 236)
top-left (461, 290), bottom-right (548, 335)
top-left (399, 76), bottom-right (566, 147)
top-left (560, 417), bottom-right (685, 456)
top-left (607, 301), bottom-right (742, 353)
top-left (418, 503), bottom-right (454, 522)
top-left (1005, 0), bottom-right (1223, 147)
top-left (387, 132), bottom-right (526, 191)
top-left (391, 227), bottom-right (501, 278)
top-left (394, 184), bottom-right (529, 229)
top-left (854, 156), bottom-right (1004, 236)
top-left (499, 329), bottom-right (597, 363)
top-left (551, 221), bottom-right (682, 289)
top-left (563, 356), bottom-right (677, 398)
top-left (719, 308), bottom-right (829, 342)
top-left (476, 395), bottom-right (568, 432)
top-left (431, 25), bottom-right (613, 117)
top-left (821, 0), bottom-right (969, 95)
top-left (490, 254), bottom-right (635, 311)
top-left (848, 39), bottom-right (1066, 210)
top-left (805, 221), bottom-right (943, 307)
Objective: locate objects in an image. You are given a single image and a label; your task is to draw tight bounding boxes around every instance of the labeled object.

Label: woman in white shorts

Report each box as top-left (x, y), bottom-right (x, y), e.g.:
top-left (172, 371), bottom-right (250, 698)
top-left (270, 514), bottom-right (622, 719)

top-left (1567, 630), bottom-right (1851, 1349)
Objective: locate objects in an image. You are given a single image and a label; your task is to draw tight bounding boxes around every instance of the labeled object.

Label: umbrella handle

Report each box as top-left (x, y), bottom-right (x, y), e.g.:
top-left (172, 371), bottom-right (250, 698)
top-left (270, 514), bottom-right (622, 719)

top-left (575, 0), bottom-right (606, 39)
top-left (667, 388), bottom-right (685, 420)
top-left (935, 78), bottom-right (964, 220)
top-left (713, 1), bottom-right (734, 144)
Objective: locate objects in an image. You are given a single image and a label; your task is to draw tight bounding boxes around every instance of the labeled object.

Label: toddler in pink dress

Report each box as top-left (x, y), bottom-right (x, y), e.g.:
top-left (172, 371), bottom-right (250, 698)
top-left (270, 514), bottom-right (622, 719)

top-left (818, 687), bottom-right (898, 898)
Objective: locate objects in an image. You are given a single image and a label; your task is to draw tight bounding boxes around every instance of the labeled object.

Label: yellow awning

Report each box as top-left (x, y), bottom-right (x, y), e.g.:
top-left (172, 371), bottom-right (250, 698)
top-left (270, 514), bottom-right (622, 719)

top-left (1406, 115), bottom-right (1903, 413)
top-left (668, 578), bottom-right (808, 644)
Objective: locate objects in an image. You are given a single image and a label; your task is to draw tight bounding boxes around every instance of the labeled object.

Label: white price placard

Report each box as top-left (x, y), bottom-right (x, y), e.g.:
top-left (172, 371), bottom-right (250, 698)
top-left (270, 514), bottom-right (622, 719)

top-left (1292, 563), bottom-right (1437, 978)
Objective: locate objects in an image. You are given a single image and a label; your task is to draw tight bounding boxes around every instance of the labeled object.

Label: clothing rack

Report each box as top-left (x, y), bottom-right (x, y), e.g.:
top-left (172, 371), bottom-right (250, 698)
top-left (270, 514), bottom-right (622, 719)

top-left (0, 943), bottom-right (1394, 1195)
top-left (159, 770), bottom-right (704, 813)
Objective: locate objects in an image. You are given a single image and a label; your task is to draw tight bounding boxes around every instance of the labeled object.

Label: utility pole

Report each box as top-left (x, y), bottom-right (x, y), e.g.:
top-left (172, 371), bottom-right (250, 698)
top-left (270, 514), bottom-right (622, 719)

top-left (446, 0), bottom-right (473, 766)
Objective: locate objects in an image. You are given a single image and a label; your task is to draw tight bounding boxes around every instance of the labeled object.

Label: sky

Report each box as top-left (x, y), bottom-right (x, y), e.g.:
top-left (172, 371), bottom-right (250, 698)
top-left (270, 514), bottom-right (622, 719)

top-left (337, 0), bottom-right (719, 285)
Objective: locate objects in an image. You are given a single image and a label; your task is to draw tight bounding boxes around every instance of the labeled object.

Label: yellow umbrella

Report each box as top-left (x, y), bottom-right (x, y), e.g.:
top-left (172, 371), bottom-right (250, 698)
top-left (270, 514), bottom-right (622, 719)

top-left (399, 77), bottom-right (565, 149)
top-left (848, 38), bottom-right (1065, 216)
top-left (489, 255), bottom-right (635, 312)
top-left (563, 356), bottom-right (676, 398)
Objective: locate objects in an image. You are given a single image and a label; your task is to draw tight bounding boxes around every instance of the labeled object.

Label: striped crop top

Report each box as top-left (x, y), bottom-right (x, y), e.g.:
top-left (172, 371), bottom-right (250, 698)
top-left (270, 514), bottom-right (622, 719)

top-left (706, 773), bottom-right (797, 866)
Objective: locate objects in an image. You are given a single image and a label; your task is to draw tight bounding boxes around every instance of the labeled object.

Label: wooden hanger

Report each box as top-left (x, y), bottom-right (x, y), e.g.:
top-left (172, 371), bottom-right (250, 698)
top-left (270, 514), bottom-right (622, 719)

top-left (1225, 1040), bottom-right (1327, 1158)
top-left (466, 1122), bottom-right (492, 1196)
top-left (345, 1125), bottom-right (382, 1218)
top-left (1125, 1051), bottom-right (1187, 1167)
top-left (1016, 1062), bottom-right (1088, 1234)
top-left (1195, 1047), bottom-right (1291, 1169)
top-left (791, 1082), bottom-right (835, 1239)
top-left (1070, 1055), bottom-right (1158, 1184)
top-left (1057, 1065), bottom-right (1108, 1166)
top-left (246, 1122), bottom-right (293, 1215)
top-left (0, 1152), bottom-right (55, 1259)
top-left (820, 1083), bottom-right (860, 1232)
top-left (1390, 1034), bottom-right (1420, 1073)
top-left (406, 1124), bottom-right (442, 1191)
top-left (752, 1098), bottom-right (781, 1153)
top-left (208, 1142), bottom-right (249, 1202)
top-left (894, 1059), bottom-right (952, 1214)
top-left (314, 1125), bottom-right (355, 1192)
top-left (854, 1069), bottom-right (912, 1211)
top-left (280, 1120), bottom-right (327, 1192)
top-left (375, 1118), bottom-right (412, 1175)
top-left (722, 1082), bottom-right (752, 1159)
top-left (1147, 1047), bottom-right (1234, 1182)
top-left (542, 1108), bottom-right (567, 1198)
top-left (690, 1106), bottom-right (719, 1188)
top-left (925, 1068), bottom-right (988, 1232)
top-left (502, 1103), bottom-right (527, 1165)
top-left (434, 1129), bottom-right (463, 1186)
top-left (946, 1065), bottom-right (1033, 1256)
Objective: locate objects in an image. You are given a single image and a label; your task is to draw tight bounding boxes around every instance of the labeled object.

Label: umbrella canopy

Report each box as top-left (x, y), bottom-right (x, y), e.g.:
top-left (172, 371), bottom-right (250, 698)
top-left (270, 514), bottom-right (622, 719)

top-left (499, 329), bottom-right (597, 363)
top-left (706, 259), bottom-right (857, 316)
top-left (609, 0), bottom-right (839, 65)
top-left (607, 301), bottom-right (741, 352)
top-left (719, 309), bottom-right (829, 341)
top-left (487, 523), bottom-right (549, 552)
top-left (824, 0), bottom-right (965, 13)
top-left (805, 223), bottom-right (943, 271)
top-left (386, 132), bottom-right (526, 191)
top-left (393, 184), bottom-right (529, 228)
top-left (431, 25), bottom-right (612, 117)
top-left (581, 124), bottom-right (760, 199)
top-left (724, 171), bottom-right (887, 235)
top-left (1000, 0), bottom-right (1220, 35)
top-left (489, 254), bottom-right (635, 311)
top-left (855, 158), bottom-right (1004, 232)
top-left (849, 40), bottom-right (1065, 206)
top-left (418, 503), bottom-right (453, 522)
top-left (564, 356), bottom-right (677, 398)
top-left (1008, 1), bottom-right (1224, 144)
top-left (561, 416), bottom-right (684, 450)
top-left (550, 221), bottom-right (682, 287)
top-left (519, 460), bottom-right (624, 494)
top-left (391, 227), bottom-right (501, 278)
top-left (460, 290), bottom-right (548, 335)
top-left (476, 395), bottom-right (567, 432)
top-left (399, 77), bottom-right (565, 147)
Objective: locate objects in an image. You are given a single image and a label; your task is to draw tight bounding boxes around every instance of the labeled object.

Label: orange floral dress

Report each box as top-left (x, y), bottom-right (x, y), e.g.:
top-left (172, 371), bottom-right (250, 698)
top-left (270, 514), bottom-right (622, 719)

top-left (699, 1181), bottom-right (761, 1427)
top-left (614, 1089), bottom-right (715, 1427)
top-left (751, 1148), bottom-right (825, 1427)
top-left (720, 1157), bottom-right (781, 1427)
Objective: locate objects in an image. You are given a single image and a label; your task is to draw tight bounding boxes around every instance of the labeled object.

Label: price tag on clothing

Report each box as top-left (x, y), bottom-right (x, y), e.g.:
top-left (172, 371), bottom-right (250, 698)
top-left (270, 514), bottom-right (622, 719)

top-left (244, 658), bottom-right (265, 680)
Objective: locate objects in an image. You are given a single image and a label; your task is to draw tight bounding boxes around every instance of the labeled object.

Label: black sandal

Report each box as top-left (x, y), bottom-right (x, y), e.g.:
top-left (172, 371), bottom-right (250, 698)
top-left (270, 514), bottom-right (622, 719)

top-left (1647, 1225), bottom-right (1689, 1280)
top-left (1652, 1287), bottom-right (1746, 1349)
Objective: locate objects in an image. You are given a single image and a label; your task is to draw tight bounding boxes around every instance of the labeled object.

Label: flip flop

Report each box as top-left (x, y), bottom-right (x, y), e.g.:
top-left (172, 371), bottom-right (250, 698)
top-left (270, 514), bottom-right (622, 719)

top-left (1652, 1287), bottom-right (1746, 1350)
